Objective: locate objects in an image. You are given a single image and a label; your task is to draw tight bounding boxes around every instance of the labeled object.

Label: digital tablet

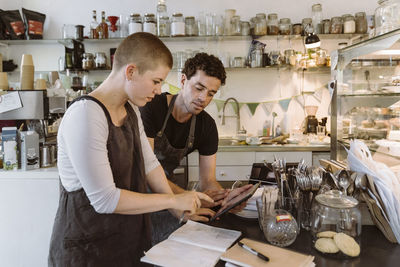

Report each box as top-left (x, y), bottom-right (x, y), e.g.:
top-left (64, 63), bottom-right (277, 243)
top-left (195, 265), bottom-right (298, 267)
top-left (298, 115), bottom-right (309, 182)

top-left (209, 182), bottom-right (261, 222)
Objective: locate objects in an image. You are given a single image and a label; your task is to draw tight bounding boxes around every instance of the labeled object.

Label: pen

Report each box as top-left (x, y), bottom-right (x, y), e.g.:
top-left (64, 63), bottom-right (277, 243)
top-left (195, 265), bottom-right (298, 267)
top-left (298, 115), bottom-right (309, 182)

top-left (238, 241), bottom-right (270, 262)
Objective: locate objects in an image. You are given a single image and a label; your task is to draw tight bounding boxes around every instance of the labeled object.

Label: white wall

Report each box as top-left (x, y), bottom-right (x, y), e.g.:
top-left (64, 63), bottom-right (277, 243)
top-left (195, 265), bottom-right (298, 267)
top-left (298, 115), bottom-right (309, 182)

top-left (0, 0), bottom-right (378, 136)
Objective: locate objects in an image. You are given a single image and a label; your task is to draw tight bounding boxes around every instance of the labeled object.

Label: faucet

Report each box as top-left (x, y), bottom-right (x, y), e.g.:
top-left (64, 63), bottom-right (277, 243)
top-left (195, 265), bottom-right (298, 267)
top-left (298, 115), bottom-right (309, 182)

top-left (221, 97), bottom-right (241, 134)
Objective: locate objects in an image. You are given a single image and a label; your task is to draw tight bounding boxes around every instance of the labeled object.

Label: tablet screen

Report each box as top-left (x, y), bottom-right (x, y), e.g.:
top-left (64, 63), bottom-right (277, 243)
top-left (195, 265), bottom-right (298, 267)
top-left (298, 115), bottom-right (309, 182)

top-left (209, 182), bottom-right (261, 222)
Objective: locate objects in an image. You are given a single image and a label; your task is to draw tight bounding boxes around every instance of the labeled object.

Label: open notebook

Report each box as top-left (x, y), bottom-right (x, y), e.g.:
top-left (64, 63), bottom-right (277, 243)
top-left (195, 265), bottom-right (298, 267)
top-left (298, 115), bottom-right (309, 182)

top-left (141, 220), bottom-right (241, 267)
top-left (221, 238), bottom-right (315, 267)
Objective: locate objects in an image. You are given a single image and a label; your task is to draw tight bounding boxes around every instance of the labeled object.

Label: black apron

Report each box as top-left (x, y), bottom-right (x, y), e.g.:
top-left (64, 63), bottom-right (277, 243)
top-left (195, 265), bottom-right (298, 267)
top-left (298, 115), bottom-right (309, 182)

top-left (48, 96), bottom-right (151, 267)
top-left (151, 94), bottom-right (196, 244)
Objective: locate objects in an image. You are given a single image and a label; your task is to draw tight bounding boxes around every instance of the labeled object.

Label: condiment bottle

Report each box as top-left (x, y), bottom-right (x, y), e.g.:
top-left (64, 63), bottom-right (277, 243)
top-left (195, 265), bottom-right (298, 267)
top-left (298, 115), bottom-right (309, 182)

top-left (97, 11), bottom-right (109, 39)
top-left (89, 10), bottom-right (99, 39)
top-left (156, 0), bottom-right (167, 36)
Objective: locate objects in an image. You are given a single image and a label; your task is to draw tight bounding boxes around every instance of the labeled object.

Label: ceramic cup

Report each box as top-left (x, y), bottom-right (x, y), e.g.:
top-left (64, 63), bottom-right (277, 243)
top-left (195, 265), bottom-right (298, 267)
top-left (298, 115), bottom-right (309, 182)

top-left (0, 72), bottom-right (8, 90)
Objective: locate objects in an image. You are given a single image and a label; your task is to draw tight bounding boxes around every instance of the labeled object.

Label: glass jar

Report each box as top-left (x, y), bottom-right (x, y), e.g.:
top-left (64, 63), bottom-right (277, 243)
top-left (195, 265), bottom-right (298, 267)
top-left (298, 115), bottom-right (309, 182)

top-left (171, 13), bottom-right (185, 36)
top-left (251, 45), bottom-right (264, 67)
top-left (185, 16), bottom-right (197, 36)
top-left (322, 19), bottom-right (331, 34)
top-left (330, 17), bottom-right (343, 34)
top-left (231, 15), bottom-right (241, 35)
top-left (284, 49), bottom-right (295, 65)
top-left (279, 18), bottom-right (291, 35)
top-left (82, 53), bottom-right (95, 70)
top-left (241, 21), bottom-right (250, 36)
top-left (143, 13), bottom-right (156, 35)
top-left (267, 13), bottom-right (279, 35)
top-left (129, 14), bottom-right (142, 35)
top-left (95, 52), bottom-right (107, 69)
top-left (158, 16), bottom-right (170, 37)
top-left (302, 17), bottom-right (313, 35)
top-left (355, 12), bottom-right (368, 33)
top-left (375, 0), bottom-right (400, 36)
top-left (254, 13), bottom-right (267, 36)
top-left (343, 14), bottom-right (356, 33)
top-left (292, 23), bottom-right (303, 35)
top-left (312, 3), bottom-right (323, 34)
top-left (316, 49), bottom-right (327, 66)
top-left (263, 209), bottom-right (298, 247)
top-left (311, 190), bottom-right (361, 258)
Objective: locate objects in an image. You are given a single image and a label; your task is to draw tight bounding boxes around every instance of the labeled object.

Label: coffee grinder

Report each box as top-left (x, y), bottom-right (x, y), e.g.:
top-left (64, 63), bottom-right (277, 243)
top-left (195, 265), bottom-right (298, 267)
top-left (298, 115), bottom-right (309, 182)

top-left (303, 105), bottom-right (319, 134)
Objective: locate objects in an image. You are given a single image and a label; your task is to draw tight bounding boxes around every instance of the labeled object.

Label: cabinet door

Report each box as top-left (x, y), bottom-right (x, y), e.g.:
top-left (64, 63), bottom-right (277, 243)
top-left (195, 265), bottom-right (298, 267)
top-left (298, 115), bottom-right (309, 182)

top-left (255, 151), bottom-right (312, 166)
top-left (189, 165), bottom-right (252, 182)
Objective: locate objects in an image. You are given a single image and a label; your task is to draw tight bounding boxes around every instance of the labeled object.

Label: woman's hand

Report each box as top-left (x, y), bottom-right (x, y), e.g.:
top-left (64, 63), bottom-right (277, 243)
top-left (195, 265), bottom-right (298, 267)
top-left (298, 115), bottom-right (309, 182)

top-left (185, 208), bottom-right (216, 222)
top-left (174, 191), bottom-right (213, 215)
top-left (201, 189), bottom-right (228, 208)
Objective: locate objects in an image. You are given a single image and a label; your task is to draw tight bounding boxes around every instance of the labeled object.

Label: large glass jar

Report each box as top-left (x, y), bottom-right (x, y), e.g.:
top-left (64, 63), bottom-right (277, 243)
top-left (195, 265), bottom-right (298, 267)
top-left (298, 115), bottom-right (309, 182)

top-left (82, 53), bottom-right (94, 70)
top-left (375, 0), bottom-right (400, 36)
top-left (292, 23), bottom-right (303, 35)
top-left (254, 13), bottom-right (267, 36)
top-left (311, 190), bottom-right (361, 258)
top-left (355, 12), bottom-right (368, 33)
top-left (312, 3), bottom-right (323, 34)
top-left (185, 16), bottom-right (197, 36)
top-left (171, 13), bottom-right (185, 36)
top-left (158, 16), bottom-right (170, 37)
top-left (322, 19), bottom-right (331, 34)
top-left (343, 14), bottom-right (356, 33)
top-left (279, 18), bottom-right (291, 35)
top-left (330, 17), bottom-right (343, 34)
top-left (302, 17), bottom-right (313, 35)
top-left (143, 13), bottom-right (156, 35)
top-left (231, 15), bottom-right (241, 35)
top-left (241, 21), bottom-right (250, 36)
top-left (267, 13), bottom-right (279, 35)
top-left (129, 14), bottom-right (142, 35)
top-left (95, 52), bottom-right (107, 69)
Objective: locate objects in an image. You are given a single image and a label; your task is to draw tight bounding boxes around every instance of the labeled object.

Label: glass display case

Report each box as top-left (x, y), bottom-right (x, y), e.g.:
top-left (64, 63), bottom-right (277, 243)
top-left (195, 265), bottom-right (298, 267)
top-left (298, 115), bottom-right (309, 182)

top-left (331, 29), bottom-right (400, 166)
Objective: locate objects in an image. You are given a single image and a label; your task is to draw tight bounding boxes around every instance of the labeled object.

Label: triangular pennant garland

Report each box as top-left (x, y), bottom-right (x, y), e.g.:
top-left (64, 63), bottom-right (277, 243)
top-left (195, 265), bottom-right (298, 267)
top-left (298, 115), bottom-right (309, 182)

top-left (279, 98), bottom-right (291, 112)
top-left (246, 103), bottom-right (260, 116)
top-left (262, 102), bottom-right (275, 116)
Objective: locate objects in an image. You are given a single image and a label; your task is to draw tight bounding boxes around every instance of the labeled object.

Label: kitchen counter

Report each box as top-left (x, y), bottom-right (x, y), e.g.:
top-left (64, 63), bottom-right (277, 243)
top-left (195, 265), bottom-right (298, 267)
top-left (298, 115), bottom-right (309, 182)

top-left (211, 213), bottom-right (400, 267)
top-left (218, 144), bottom-right (330, 152)
top-left (0, 166), bottom-right (59, 179)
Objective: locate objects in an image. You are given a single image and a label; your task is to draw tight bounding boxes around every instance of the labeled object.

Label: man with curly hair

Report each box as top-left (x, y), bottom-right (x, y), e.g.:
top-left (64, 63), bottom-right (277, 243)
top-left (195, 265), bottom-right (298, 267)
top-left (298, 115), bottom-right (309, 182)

top-left (140, 53), bottom-right (251, 244)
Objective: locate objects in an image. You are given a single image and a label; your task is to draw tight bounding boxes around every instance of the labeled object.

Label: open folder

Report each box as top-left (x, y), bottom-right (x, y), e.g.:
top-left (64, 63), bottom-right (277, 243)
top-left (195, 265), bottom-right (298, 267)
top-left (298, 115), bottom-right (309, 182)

top-left (221, 238), bottom-right (315, 267)
top-left (141, 220), bottom-right (241, 267)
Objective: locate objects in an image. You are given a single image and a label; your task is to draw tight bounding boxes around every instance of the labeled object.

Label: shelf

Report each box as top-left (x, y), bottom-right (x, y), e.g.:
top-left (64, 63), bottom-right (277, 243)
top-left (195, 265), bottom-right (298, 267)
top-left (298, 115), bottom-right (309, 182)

top-left (338, 91), bottom-right (400, 97)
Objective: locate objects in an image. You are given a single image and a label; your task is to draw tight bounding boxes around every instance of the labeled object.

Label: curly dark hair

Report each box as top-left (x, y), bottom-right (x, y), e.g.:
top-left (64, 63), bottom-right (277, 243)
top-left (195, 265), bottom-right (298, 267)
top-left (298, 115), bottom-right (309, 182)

top-left (182, 53), bottom-right (226, 85)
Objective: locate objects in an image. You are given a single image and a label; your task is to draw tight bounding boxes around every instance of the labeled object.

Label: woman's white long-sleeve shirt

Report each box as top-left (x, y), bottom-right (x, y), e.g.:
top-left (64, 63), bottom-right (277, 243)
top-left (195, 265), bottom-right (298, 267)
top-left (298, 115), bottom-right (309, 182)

top-left (57, 99), bottom-right (160, 213)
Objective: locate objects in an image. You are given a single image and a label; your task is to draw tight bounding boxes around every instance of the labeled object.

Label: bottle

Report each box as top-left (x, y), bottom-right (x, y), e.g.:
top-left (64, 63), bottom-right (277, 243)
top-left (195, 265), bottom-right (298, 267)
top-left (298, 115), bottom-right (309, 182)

top-left (312, 3), bottom-right (323, 34)
top-left (275, 125), bottom-right (282, 137)
top-left (97, 11), bottom-right (109, 39)
top-left (262, 120), bottom-right (271, 137)
top-left (157, 0), bottom-right (167, 36)
top-left (90, 10), bottom-right (99, 39)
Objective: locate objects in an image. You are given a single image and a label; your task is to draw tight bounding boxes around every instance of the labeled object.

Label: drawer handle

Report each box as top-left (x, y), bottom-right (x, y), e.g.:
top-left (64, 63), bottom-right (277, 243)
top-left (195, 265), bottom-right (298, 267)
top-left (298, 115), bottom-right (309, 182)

top-left (219, 171), bottom-right (226, 176)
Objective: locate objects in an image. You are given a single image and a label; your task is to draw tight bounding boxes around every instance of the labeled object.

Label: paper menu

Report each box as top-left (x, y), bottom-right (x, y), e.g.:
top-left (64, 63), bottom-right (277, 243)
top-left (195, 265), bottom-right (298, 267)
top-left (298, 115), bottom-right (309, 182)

top-left (221, 238), bottom-right (315, 267)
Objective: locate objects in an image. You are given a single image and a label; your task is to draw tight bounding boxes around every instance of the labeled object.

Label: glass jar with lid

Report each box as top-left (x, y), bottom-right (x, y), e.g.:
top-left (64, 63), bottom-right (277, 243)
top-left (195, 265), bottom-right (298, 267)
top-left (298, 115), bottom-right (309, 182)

top-left (158, 16), bottom-right (170, 37)
top-left (143, 13), bottom-right (156, 35)
top-left (129, 14), bottom-right (142, 35)
top-left (375, 0), bottom-right (400, 36)
top-left (302, 17), bottom-right (313, 35)
top-left (322, 19), bottom-right (331, 34)
top-left (241, 21), bottom-right (250, 36)
top-left (185, 16), bottom-right (197, 36)
top-left (292, 23), bottom-right (303, 35)
top-left (311, 190), bottom-right (361, 258)
top-left (171, 13), bottom-right (185, 36)
top-left (355, 12), bottom-right (368, 33)
top-left (82, 53), bottom-right (95, 70)
top-left (267, 13), bottom-right (279, 35)
top-left (330, 17), bottom-right (343, 34)
top-left (279, 18), bottom-right (292, 35)
top-left (254, 13), bottom-right (267, 36)
top-left (343, 14), bottom-right (356, 33)
top-left (312, 3), bottom-right (323, 34)
top-left (231, 15), bottom-right (241, 35)
top-left (263, 209), bottom-right (298, 247)
top-left (95, 52), bottom-right (107, 69)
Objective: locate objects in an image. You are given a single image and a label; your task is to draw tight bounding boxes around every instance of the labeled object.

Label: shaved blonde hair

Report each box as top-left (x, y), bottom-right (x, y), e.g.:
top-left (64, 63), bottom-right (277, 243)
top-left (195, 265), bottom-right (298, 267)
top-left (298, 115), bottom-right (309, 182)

top-left (113, 32), bottom-right (173, 73)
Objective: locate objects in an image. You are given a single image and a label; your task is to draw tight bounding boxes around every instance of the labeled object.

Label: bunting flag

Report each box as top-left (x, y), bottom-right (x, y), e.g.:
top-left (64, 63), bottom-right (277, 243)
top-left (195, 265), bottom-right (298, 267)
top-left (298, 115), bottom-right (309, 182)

top-left (213, 99), bottom-right (225, 112)
top-left (278, 98), bottom-right (291, 112)
top-left (294, 95), bottom-right (305, 108)
top-left (313, 88), bottom-right (324, 102)
top-left (246, 103), bottom-right (260, 116)
top-left (262, 102), bottom-right (275, 116)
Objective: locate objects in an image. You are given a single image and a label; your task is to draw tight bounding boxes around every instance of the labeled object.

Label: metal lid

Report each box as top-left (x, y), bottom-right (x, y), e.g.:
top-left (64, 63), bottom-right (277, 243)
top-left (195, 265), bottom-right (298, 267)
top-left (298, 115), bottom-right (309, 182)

top-left (315, 190), bottom-right (358, 208)
top-left (172, 13), bottom-right (183, 17)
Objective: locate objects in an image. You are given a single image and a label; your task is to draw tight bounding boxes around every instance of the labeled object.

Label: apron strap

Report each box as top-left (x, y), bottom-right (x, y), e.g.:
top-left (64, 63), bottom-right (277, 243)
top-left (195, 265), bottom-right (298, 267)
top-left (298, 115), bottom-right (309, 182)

top-left (186, 115), bottom-right (196, 150)
top-left (157, 94), bottom-right (178, 137)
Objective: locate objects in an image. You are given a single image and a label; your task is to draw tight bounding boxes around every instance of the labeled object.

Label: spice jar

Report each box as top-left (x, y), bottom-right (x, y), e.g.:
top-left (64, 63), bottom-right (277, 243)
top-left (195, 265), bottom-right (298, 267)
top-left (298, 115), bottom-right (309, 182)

top-left (231, 15), bottom-right (241, 35)
top-left (158, 16), bottom-right (170, 37)
top-left (143, 13), bottom-right (156, 35)
top-left (171, 13), bottom-right (185, 36)
top-left (292, 23), bottom-right (303, 35)
top-left (279, 18), bottom-right (291, 35)
top-left (82, 53), bottom-right (95, 70)
top-left (302, 17), bottom-right (313, 35)
top-left (267, 13), bottom-right (279, 35)
top-left (322, 19), bottom-right (331, 34)
top-left (241, 21), bottom-right (250, 36)
top-left (129, 14), bottom-right (142, 35)
top-left (330, 17), bottom-right (343, 34)
top-left (185, 16), bottom-right (197, 36)
top-left (343, 14), bottom-right (356, 33)
top-left (311, 190), bottom-right (361, 258)
top-left (355, 12), bottom-right (368, 33)
top-left (254, 13), bottom-right (267, 36)
top-left (95, 52), bottom-right (107, 69)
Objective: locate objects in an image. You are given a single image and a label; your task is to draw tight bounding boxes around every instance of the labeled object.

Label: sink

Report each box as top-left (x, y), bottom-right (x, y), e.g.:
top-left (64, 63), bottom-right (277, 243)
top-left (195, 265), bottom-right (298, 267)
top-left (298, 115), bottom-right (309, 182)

top-left (218, 137), bottom-right (240, 146)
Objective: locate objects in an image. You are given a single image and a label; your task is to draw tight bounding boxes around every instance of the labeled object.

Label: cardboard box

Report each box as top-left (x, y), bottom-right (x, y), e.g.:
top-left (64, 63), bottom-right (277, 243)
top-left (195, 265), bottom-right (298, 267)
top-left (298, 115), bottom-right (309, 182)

top-left (20, 131), bottom-right (40, 170)
top-left (2, 127), bottom-right (18, 170)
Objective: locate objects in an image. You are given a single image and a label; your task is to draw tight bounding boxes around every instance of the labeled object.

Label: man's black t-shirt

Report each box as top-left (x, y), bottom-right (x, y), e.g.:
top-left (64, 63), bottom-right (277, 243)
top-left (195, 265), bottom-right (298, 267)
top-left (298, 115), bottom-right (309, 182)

top-left (139, 93), bottom-right (218, 156)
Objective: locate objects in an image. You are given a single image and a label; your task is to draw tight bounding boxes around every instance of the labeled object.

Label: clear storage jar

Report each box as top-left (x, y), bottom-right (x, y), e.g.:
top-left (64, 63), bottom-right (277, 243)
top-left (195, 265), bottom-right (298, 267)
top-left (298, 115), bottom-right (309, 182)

top-left (302, 17), bottom-right (313, 35)
top-left (129, 14), bottom-right (142, 35)
top-left (267, 13), bottom-right (279, 35)
top-left (82, 53), bottom-right (94, 70)
top-left (95, 52), bottom-right (107, 69)
top-left (375, 0), bottom-right (400, 36)
top-left (143, 13), bottom-right (156, 35)
top-left (254, 13), bottom-right (267, 36)
top-left (311, 190), bottom-right (361, 258)
top-left (263, 209), bottom-right (298, 247)
top-left (355, 12), bottom-right (368, 33)
top-left (279, 18), bottom-right (291, 35)
top-left (343, 14), bottom-right (356, 33)
top-left (185, 16), bottom-right (197, 36)
top-left (322, 19), bottom-right (331, 34)
top-left (292, 23), bottom-right (303, 35)
top-left (312, 3), bottom-right (323, 34)
top-left (231, 15), bottom-right (242, 35)
top-left (241, 21), bottom-right (250, 36)
top-left (330, 17), bottom-right (343, 34)
top-left (171, 13), bottom-right (185, 36)
top-left (158, 16), bottom-right (170, 37)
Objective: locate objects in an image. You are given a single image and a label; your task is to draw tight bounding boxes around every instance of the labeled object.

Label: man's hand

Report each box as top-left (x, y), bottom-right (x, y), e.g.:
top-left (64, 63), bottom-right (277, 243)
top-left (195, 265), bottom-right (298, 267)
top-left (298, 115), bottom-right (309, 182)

top-left (221, 184), bottom-right (253, 213)
top-left (186, 208), bottom-right (216, 222)
top-left (201, 189), bottom-right (229, 208)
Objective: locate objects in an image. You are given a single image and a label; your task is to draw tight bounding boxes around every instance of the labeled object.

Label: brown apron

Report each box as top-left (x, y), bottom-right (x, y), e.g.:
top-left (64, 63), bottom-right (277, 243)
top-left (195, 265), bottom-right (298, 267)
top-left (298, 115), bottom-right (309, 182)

top-left (48, 96), bottom-right (151, 267)
top-left (151, 94), bottom-right (196, 244)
